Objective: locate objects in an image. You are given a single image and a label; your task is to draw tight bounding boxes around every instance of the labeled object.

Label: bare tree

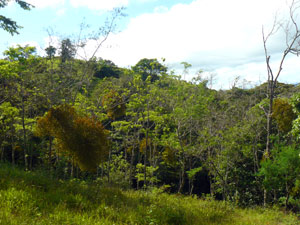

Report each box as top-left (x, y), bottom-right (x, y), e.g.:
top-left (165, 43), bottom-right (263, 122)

top-left (262, 0), bottom-right (300, 205)
top-left (44, 8), bottom-right (125, 105)
top-left (263, 0), bottom-right (300, 156)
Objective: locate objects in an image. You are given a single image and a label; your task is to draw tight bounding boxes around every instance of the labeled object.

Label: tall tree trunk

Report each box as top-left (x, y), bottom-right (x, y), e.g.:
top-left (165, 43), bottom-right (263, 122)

top-left (178, 161), bottom-right (185, 193)
top-left (70, 158), bottom-right (74, 178)
top-left (48, 138), bottom-right (53, 172)
top-left (0, 145), bottom-right (4, 162)
top-left (129, 144), bottom-right (135, 186)
top-left (265, 82), bottom-right (274, 158)
top-left (107, 147), bottom-right (112, 183)
top-left (144, 102), bottom-right (150, 189)
top-left (11, 143), bottom-right (15, 166)
top-left (264, 81), bottom-right (275, 206)
top-left (21, 97), bottom-right (28, 170)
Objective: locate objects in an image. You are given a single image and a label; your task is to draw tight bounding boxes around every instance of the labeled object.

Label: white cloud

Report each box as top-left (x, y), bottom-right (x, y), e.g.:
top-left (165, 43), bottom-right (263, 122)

top-left (44, 36), bottom-right (61, 49)
top-left (69, 0), bottom-right (128, 11)
top-left (134, 0), bottom-right (158, 3)
top-left (154, 6), bottom-right (168, 14)
top-left (56, 8), bottom-right (66, 16)
top-left (26, 0), bottom-right (65, 8)
top-left (90, 0), bottom-right (300, 87)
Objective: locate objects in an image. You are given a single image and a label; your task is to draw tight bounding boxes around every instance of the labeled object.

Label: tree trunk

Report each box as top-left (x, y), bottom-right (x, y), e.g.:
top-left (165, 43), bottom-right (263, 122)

top-left (20, 76), bottom-right (29, 171)
top-left (107, 147), bottom-right (112, 183)
top-left (210, 177), bottom-right (215, 197)
top-left (265, 84), bottom-right (274, 158)
top-left (178, 163), bottom-right (185, 193)
top-left (48, 138), bottom-right (53, 172)
top-left (144, 102), bottom-right (150, 189)
top-left (264, 82), bottom-right (274, 206)
top-left (70, 159), bottom-right (74, 178)
top-left (11, 137), bottom-right (15, 166)
top-left (0, 145), bottom-right (4, 162)
top-left (129, 144), bottom-right (135, 186)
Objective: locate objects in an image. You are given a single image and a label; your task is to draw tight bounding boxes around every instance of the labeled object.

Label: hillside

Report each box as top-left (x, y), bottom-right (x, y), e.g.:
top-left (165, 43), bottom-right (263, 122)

top-left (0, 164), bottom-right (299, 225)
top-left (1, 48), bottom-right (300, 208)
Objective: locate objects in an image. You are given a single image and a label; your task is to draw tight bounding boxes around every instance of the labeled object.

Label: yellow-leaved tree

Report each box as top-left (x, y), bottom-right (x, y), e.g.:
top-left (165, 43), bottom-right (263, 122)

top-left (36, 104), bottom-right (109, 172)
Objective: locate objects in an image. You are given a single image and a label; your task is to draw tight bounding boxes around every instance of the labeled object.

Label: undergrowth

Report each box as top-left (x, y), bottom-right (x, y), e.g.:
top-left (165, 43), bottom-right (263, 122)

top-left (0, 163), bottom-right (299, 225)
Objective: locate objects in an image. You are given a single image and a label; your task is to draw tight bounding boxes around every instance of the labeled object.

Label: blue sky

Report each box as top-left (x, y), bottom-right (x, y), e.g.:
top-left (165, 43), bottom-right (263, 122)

top-left (1, 0), bottom-right (300, 89)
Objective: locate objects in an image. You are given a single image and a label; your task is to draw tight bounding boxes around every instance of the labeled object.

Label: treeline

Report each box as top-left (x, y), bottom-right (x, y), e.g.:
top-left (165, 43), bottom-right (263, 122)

top-left (1, 44), bottom-right (300, 209)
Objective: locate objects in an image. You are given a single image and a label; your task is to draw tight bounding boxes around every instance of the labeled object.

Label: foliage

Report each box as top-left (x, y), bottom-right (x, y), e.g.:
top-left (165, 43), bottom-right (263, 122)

top-left (259, 145), bottom-right (300, 208)
top-left (59, 38), bottom-right (76, 63)
top-left (1, 164), bottom-right (299, 225)
top-left (135, 163), bottom-right (159, 186)
top-left (101, 154), bottom-right (131, 188)
top-left (1, 42), bottom-right (300, 209)
top-left (36, 104), bottom-right (109, 171)
top-left (102, 89), bottom-right (126, 120)
top-left (272, 98), bottom-right (296, 133)
top-left (93, 59), bottom-right (121, 79)
top-left (132, 58), bottom-right (167, 82)
top-left (291, 93), bottom-right (300, 140)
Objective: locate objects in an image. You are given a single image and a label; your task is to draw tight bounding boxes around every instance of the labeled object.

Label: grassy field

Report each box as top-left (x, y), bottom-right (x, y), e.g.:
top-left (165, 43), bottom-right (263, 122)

top-left (0, 163), bottom-right (299, 225)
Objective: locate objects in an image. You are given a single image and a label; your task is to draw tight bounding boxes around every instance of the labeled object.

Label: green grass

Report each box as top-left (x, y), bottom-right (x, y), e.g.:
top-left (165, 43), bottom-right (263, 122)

top-left (0, 163), bottom-right (299, 225)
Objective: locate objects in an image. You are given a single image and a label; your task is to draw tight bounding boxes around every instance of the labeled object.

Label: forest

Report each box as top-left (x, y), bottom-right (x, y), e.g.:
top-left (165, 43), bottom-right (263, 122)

top-left (1, 42), bottom-right (300, 208)
top-left (1, 0), bottom-right (300, 224)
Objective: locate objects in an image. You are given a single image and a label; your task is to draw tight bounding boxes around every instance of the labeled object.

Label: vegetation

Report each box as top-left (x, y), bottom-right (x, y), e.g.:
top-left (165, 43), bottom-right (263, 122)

top-left (1, 1), bottom-right (300, 223)
top-left (1, 43), bottom-right (300, 212)
top-left (0, 163), bottom-right (299, 225)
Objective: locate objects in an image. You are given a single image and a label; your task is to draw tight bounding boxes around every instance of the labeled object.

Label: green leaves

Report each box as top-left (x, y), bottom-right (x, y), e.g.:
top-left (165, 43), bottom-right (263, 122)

top-left (186, 167), bottom-right (202, 180)
top-left (259, 145), bottom-right (300, 198)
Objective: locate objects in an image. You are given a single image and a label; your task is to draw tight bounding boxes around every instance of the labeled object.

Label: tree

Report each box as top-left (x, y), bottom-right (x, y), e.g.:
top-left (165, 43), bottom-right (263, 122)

top-left (0, 0), bottom-right (33, 35)
top-left (259, 145), bottom-right (300, 210)
top-left (272, 98), bottom-right (296, 134)
top-left (262, 0), bottom-right (300, 157)
top-left (291, 93), bottom-right (300, 139)
top-left (181, 62), bottom-right (192, 80)
top-left (93, 59), bottom-right (120, 79)
top-left (45, 45), bottom-right (56, 59)
top-left (3, 45), bottom-right (37, 170)
top-left (262, 0), bottom-right (300, 205)
top-left (132, 58), bottom-right (167, 82)
top-left (36, 104), bottom-right (110, 172)
top-left (0, 102), bottom-right (20, 165)
top-left (59, 38), bottom-right (75, 63)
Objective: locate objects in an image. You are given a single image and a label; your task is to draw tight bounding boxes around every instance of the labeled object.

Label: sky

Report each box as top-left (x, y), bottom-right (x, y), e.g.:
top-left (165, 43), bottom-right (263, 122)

top-left (1, 0), bottom-right (300, 89)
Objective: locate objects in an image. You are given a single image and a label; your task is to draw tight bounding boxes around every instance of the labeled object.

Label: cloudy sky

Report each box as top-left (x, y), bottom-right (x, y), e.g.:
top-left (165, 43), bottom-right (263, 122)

top-left (1, 0), bottom-right (300, 89)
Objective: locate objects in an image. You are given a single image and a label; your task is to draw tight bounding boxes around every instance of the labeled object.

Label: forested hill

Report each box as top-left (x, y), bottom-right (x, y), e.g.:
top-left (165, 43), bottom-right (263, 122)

top-left (1, 45), bottom-right (300, 209)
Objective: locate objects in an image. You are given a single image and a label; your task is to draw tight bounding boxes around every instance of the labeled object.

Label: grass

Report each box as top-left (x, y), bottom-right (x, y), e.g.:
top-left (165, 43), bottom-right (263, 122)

top-left (0, 163), bottom-right (299, 225)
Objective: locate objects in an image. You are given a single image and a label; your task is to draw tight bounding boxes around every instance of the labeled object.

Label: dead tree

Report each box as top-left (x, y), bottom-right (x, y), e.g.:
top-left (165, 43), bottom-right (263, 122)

top-left (262, 0), bottom-right (300, 205)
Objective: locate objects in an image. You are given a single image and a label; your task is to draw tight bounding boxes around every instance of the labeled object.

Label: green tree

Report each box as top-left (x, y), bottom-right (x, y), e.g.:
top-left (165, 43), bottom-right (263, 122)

top-left (0, 102), bottom-right (20, 164)
top-left (59, 38), bottom-right (76, 63)
top-left (291, 93), bottom-right (300, 140)
top-left (45, 45), bottom-right (56, 59)
top-left (3, 45), bottom-right (38, 170)
top-left (132, 58), bottom-right (167, 82)
top-left (259, 145), bottom-right (300, 209)
top-left (93, 59), bottom-right (121, 79)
